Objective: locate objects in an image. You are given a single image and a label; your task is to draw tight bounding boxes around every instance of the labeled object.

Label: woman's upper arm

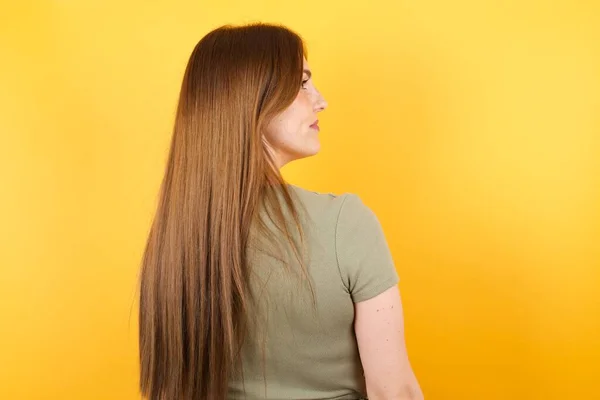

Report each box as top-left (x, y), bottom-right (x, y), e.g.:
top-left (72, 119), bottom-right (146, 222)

top-left (335, 194), bottom-right (423, 398)
top-left (354, 285), bottom-right (423, 400)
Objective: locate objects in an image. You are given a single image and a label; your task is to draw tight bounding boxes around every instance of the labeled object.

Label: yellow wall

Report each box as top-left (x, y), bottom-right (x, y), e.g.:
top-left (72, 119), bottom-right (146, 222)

top-left (1, 1), bottom-right (598, 399)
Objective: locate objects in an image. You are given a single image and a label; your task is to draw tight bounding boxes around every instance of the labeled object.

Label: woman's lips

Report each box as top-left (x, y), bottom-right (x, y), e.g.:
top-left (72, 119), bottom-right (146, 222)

top-left (310, 120), bottom-right (320, 131)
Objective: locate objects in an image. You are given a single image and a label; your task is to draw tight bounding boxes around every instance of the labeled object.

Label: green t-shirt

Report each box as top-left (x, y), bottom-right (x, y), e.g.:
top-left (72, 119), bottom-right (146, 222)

top-left (229, 185), bottom-right (400, 399)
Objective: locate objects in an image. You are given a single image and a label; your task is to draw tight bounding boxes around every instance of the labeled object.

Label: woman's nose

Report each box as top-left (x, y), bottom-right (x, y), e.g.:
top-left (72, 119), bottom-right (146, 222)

top-left (314, 91), bottom-right (328, 112)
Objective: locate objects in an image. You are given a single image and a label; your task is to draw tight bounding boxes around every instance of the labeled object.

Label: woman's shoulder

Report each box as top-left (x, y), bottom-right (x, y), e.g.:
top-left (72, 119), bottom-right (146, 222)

top-left (289, 184), bottom-right (372, 221)
top-left (289, 183), bottom-right (343, 200)
top-left (290, 184), bottom-right (349, 208)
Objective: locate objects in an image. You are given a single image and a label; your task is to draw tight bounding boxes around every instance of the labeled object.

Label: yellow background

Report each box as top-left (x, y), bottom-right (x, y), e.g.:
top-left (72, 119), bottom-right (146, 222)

top-left (1, 1), bottom-right (599, 399)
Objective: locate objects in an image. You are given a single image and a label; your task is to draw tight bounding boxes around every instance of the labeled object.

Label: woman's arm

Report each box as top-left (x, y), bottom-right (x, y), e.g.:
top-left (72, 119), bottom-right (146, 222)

top-left (354, 285), bottom-right (424, 400)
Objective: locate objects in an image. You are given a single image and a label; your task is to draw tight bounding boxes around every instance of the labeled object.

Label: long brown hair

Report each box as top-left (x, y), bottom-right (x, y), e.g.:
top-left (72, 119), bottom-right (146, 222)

top-left (138, 23), bottom-right (311, 400)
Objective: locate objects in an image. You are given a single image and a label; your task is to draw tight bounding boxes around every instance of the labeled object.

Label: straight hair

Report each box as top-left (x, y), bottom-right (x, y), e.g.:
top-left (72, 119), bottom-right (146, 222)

top-left (138, 23), bottom-right (312, 400)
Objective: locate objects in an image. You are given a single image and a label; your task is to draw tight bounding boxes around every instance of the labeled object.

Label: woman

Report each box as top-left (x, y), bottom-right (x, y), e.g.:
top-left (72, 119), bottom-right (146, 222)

top-left (138, 23), bottom-right (423, 400)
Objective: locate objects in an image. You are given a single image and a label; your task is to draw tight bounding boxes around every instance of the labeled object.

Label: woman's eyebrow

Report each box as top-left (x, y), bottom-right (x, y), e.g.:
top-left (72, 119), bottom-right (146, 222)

top-left (303, 69), bottom-right (312, 79)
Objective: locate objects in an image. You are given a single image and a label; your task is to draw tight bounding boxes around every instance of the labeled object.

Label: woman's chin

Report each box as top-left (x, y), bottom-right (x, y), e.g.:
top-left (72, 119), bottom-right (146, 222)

top-left (304, 141), bottom-right (321, 157)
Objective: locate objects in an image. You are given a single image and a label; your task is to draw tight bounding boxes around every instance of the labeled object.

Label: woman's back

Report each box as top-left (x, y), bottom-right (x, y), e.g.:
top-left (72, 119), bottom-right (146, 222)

top-left (229, 185), bottom-right (399, 399)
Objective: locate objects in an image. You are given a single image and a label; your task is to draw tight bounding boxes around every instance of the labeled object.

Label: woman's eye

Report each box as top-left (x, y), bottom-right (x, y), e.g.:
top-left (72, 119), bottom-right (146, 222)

top-left (301, 79), bottom-right (309, 89)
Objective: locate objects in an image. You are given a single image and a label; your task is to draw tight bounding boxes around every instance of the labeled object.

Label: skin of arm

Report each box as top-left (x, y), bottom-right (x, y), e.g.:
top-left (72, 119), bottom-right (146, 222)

top-left (354, 285), bottom-right (424, 400)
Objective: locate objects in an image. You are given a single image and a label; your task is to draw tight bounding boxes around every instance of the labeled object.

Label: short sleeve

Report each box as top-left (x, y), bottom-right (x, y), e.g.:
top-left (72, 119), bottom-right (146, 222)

top-left (335, 194), bottom-right (400, 303)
